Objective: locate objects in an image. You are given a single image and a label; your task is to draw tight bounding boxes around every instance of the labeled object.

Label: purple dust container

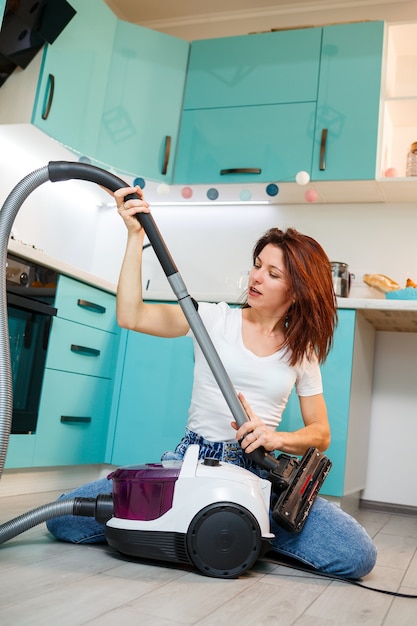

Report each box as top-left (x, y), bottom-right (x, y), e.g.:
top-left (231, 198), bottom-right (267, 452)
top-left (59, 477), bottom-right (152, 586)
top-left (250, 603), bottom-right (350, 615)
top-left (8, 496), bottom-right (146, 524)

top-left (109, 464), bottom-right (181, 521)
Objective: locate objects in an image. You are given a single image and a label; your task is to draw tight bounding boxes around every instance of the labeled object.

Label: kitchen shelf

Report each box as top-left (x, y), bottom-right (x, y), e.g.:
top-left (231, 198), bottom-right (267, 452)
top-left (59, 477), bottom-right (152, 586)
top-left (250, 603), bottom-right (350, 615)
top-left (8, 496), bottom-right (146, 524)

top-left (358, 308), bottom-right (417, 332)
top-left (337, 297), bottom-right (417, 332)
top-left (380, 22), bottom-right (417, 178)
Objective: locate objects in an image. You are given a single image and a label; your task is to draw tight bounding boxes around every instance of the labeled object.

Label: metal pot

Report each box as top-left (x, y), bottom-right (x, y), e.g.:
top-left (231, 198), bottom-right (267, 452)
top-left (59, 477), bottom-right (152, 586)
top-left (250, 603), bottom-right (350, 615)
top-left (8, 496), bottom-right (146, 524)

top-left (331, 262), bottom-right (354, 298)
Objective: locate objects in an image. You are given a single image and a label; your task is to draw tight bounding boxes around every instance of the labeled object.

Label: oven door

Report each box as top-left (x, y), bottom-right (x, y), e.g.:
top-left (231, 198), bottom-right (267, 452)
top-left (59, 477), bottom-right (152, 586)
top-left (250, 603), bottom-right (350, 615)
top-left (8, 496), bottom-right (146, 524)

top-left (7, 292), bottom-right (57, 434)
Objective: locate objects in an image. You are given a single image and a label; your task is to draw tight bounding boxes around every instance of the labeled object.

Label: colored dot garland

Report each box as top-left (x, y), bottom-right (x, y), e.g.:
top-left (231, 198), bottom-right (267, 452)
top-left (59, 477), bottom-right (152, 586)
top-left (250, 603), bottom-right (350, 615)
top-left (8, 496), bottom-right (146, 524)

top-left (181, 186), bottom-right (193, 199)
top-left (266, 183), bottom-right (279, 197)
top-left (295, 170), bottom-right (310, 185)
top-left (239, 189), bottom-right (252, 201)
top-left (106, 170), bottom-right (319, 203)
top-left (133, 177), bottom-right (146, 189)
top-left (206, 188), bottom-right (219, 201)
top-left (304, 188), bottom-right (318, 203)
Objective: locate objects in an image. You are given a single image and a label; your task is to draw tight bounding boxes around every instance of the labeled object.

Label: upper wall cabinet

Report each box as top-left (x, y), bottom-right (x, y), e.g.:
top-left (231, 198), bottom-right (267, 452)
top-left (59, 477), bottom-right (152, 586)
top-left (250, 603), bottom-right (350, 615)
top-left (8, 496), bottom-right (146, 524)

top-left (174, 22), bottom-right (384, 185)
top-left (183, 28), bottom-right (322, 109)
top-left (175, 103), bottom-right (316, 185)
top-left (31, 0), bottom-right (189, 183)
top-left (379, 22), bottom-right (417, 178)
top-left (32, 0), bottom-right (117, 160)
top-left (174, 28), bottom-right (322, 185)
top-left (95, 21), bottom-right (189, 182)
top-left (311, 21), bottom-right (384, 181)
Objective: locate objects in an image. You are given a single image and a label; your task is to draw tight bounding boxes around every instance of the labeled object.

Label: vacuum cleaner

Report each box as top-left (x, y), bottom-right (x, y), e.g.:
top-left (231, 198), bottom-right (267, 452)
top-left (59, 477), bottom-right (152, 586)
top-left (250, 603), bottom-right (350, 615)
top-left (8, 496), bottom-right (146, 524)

top-left (0, 162), bottom-right (331, 578)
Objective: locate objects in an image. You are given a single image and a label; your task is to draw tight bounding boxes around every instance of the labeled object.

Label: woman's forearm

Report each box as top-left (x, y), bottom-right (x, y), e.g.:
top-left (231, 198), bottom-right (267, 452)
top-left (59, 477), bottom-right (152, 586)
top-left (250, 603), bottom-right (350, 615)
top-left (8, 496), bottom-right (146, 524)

top-left (116, 230), bottom-right (146, 330)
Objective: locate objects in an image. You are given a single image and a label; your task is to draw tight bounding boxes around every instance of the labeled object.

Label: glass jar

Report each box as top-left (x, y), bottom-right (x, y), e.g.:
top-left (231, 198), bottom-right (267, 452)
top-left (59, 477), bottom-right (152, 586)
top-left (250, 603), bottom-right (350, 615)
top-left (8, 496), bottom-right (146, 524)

top-left (406, 142), bottom-right (417, 177)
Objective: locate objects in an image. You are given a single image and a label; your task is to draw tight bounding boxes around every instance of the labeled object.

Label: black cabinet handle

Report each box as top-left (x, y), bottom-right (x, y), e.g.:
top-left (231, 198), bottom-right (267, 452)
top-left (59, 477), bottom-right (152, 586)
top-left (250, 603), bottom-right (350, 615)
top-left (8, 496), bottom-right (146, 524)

top-left (24, 314), bottom-right (34, 350)
top-left (220, 168), bottom-right (262, 175)
top-left (77, 299), bottom-right (106, 314)
top-left (319, 128), bottom-right (328, 171)
top-left (161, 135), bottom-right (171, 175)
top-left (70, 344), bottom-right (100, 357)
top-left (61, 416), bottom-right (92, 424)
top-left (41, 73), bottom-right (55, 120)
top-left (42, 315), bottom-right (52, 350)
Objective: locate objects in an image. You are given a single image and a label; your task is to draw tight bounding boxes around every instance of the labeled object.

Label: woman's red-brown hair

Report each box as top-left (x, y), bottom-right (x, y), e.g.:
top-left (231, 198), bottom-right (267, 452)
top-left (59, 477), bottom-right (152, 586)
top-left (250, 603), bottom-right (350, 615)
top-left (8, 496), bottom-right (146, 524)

top-left (244, 227), bottom-right (337, 366)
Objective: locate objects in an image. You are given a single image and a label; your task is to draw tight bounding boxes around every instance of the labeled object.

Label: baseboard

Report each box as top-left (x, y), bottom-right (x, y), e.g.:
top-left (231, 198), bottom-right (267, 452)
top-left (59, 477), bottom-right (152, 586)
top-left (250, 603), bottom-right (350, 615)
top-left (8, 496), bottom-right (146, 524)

top-left (360, 499), bottom-right (417, 517)
top-left (0, 465), bottom-right (116, 498)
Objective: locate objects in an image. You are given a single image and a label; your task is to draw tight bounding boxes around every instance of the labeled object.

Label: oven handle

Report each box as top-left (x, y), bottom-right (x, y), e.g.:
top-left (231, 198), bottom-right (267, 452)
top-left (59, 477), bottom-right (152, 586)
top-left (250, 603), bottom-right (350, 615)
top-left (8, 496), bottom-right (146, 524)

top-left (6, 292), bottom-right (57, 317)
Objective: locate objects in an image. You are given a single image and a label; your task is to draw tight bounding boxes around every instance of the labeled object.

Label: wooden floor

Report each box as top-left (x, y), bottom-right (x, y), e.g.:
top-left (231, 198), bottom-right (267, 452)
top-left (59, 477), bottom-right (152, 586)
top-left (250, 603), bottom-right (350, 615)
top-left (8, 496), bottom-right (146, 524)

top-left (1, 490), bottom-right (417, 625)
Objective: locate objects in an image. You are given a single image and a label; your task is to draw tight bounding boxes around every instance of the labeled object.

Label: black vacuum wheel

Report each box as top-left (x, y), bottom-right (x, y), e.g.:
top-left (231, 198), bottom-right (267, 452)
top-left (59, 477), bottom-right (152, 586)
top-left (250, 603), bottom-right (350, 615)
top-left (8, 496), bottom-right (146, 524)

top-left (186, 502), bottom-right (262, 578)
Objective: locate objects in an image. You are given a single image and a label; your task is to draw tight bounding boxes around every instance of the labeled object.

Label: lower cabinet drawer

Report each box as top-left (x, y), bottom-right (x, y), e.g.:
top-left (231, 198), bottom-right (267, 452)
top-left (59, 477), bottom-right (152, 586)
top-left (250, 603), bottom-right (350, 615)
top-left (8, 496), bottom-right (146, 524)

top-left (55, 275), bottom-right (117, 333)
top-left (46, 317), bottom-right (116, 378)
top-left (33, 370), bottom-right (111, 466)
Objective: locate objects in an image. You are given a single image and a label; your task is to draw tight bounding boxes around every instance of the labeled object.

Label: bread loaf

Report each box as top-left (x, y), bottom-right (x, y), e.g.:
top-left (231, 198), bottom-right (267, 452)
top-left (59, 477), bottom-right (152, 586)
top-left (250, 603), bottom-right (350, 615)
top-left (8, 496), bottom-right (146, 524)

top-left (363, 273), bottom-right (400, 293)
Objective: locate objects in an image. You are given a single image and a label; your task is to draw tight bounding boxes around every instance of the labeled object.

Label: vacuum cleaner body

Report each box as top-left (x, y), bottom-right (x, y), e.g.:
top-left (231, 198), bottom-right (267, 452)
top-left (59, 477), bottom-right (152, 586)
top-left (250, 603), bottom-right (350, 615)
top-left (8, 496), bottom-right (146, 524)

top-left (105, 445), bottom-right (274, 578)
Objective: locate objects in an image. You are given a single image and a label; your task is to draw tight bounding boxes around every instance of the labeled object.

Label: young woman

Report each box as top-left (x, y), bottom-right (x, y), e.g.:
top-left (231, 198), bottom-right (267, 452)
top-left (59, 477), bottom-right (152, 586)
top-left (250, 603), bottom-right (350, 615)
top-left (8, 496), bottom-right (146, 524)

top-left (47, 187), bottom-right (377, 579)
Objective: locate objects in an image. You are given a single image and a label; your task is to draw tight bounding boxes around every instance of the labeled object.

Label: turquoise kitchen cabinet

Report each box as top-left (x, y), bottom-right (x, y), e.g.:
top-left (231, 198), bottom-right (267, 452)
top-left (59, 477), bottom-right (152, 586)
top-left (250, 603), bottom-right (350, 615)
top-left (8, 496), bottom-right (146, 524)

top-left (281, 309), bottom-right (375, 501)
top-left (32, 0), bottom-right (117, 160)
top-left (96, 20), bottom-right (189, 183)
top-left (108, 329), bottom-right (194, 466)
top-left (33, 370), bottom-right (112, 466)
top-left (175, 102), bottom-right (316, 184)
top-left (45, 317), bottom-right (116, 379)
top-left (53, 275), bottom-right (118, 333)
top-left (5, 434), bottom-right (36, 469)
top-left (33, 275), bottom-right (119, 467)
top-left (174, 27), bottom-right (321, 185)
top-left (31, 1), bottom-right (189, 183)
top-left (183, 28), bottom-right (322, 110)
top-left (311, 21), bottom-right (384, 181)
top-left (175, 22), bottom-right (384, 185)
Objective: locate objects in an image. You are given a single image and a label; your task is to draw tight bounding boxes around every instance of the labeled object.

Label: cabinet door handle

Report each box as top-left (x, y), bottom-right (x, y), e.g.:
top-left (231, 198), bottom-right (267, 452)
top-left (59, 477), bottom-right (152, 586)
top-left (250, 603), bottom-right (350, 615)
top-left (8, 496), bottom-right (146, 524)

top-left (70, 344), bottom-right (100, 357)
top-left (77, 299), bottom-right (106, 314)
top-left (61, 416), bottom-right (92, 424)
top-left (161, 135), bottom-right (171, 175)
top-left (41, 73), bottom-right (55, 120)
top-left (319, 128), bottom-right (328, 171)
top-left (220, 168), bottom-right (262, 175)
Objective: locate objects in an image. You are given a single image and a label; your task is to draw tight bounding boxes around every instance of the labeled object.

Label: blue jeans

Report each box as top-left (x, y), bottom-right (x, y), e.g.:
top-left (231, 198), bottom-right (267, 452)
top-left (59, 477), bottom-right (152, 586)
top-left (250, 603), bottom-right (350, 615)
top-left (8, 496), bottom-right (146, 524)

top-left (46, 430), bottom-right (377, 579)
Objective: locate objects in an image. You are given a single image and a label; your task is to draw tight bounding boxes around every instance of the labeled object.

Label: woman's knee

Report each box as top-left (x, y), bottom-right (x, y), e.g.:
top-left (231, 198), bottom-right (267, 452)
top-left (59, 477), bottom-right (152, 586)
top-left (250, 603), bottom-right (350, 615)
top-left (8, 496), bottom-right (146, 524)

top-left (270, 497), bottom-right (377, 579)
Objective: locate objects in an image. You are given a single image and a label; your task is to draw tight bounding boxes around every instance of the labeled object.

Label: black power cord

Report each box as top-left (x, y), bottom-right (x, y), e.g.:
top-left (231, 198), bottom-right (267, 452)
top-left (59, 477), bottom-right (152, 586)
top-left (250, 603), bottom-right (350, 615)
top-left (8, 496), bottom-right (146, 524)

top-left (263, 553), bottom-right (417, 599)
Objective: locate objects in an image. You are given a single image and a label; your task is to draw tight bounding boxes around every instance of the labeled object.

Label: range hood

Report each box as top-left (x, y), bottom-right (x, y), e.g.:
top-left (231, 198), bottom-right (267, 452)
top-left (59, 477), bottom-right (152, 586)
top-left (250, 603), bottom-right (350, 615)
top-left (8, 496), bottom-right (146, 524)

top-left (0, 0), bottom-right (76, 86)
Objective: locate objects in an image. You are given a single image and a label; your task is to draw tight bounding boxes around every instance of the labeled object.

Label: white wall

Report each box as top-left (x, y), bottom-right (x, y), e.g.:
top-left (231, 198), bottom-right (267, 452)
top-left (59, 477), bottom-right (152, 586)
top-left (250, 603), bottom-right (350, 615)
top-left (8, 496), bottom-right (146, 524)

top-left (0, 124), bottom-right (116, 272)
top-left (91, 197), bottom-right (417, 299)
top-left (362, 332), bottom-right (417, 508)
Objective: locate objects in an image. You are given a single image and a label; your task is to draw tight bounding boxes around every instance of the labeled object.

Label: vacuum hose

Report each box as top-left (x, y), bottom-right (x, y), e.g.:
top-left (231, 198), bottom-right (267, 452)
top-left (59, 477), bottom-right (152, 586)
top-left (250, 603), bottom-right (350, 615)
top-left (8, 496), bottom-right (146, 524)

top-left (0, 494), bottom-right (114, 544)
top-left (0, 166), bottom-right (51, 477)
top-left (0, 161), bottom-right (280, 481)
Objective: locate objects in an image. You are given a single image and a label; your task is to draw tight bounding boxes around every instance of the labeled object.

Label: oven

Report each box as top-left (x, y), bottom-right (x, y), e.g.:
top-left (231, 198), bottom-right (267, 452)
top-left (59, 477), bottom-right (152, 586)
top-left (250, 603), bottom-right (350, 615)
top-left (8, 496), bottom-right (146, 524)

top-left (6, 254), bottom-right (58, 434)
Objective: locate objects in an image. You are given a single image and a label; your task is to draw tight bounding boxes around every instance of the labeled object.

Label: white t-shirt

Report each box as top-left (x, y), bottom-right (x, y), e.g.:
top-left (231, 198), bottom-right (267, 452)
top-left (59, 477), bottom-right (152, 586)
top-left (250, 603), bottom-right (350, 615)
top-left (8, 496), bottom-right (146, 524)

top-left (186, 301), bottom-right (323, 442)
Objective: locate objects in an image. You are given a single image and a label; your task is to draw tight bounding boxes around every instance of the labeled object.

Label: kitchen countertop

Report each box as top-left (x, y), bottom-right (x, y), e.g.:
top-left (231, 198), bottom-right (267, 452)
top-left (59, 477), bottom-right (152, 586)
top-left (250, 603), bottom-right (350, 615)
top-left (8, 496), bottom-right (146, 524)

top-left (8, 239), bottom-right (118, 295)
top-left (7, 240), bottom-right (417, 332)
